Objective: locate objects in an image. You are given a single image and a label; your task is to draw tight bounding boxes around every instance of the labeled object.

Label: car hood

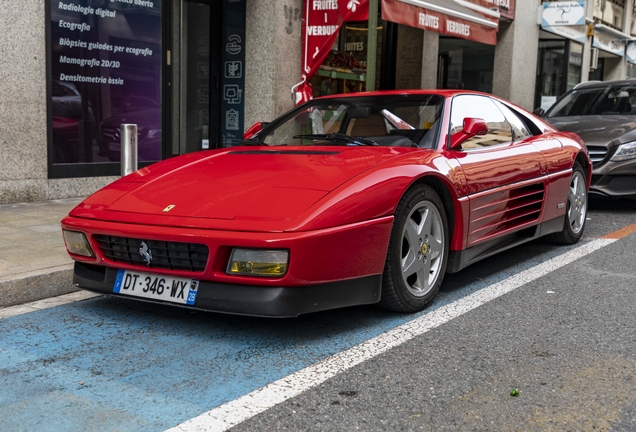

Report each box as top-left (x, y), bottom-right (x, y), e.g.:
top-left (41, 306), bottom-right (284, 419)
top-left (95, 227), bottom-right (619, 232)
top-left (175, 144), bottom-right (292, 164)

top-left (78, 146), bottom-right (413, 226)
top-left (546, 115), bottom-right (636, 147)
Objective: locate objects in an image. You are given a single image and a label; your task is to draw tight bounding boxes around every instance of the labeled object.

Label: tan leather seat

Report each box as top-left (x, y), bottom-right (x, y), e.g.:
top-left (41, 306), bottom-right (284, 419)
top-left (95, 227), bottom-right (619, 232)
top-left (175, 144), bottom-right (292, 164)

top-left (348, 115), bottom-right (388, 136)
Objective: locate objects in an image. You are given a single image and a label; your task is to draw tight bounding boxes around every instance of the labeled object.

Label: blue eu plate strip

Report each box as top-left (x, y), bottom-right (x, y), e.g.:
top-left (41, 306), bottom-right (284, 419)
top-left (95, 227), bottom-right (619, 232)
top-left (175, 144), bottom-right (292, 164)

top-left (113, 269), bottom-right (125, 293)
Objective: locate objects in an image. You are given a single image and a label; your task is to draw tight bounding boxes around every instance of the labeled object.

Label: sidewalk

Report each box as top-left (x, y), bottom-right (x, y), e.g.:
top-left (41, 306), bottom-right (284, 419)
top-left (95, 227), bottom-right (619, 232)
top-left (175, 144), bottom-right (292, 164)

top-left (0, 198), bottom-right (83, 308)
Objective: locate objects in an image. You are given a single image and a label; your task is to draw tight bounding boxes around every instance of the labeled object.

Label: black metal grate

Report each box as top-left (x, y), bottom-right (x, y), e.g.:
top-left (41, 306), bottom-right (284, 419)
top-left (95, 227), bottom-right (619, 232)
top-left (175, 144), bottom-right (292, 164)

top-left (94, 235), bottom-right (209, 272)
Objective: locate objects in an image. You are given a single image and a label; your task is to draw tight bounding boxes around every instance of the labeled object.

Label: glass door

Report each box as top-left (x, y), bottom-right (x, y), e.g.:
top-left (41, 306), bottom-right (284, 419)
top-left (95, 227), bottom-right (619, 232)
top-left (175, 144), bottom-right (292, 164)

top-left (534, 40), bottom-right (566, 111)
top-left (177, 0), bottom-right (220, 154)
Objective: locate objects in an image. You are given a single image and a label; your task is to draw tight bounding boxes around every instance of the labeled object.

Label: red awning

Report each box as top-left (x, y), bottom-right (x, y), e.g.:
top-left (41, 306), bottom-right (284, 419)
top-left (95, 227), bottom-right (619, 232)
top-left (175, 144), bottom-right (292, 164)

top-left (381, 0), bottom-right (499, 45)
top-left (301, 0), bottom-right (369, 82)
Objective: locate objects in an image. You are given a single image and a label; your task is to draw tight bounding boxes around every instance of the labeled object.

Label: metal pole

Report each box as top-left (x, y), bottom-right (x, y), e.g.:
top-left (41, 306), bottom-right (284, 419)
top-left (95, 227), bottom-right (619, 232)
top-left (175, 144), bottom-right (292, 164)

top-left (366, 0), bottom-right (378, 92)
top-left (120, 124), bottom-right (138, 176)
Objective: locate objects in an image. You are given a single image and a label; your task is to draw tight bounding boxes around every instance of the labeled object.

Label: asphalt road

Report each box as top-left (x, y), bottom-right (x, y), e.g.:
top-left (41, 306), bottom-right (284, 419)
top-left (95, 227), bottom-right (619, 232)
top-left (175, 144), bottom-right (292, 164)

top-left (1, 198), bottom-right (635, 431)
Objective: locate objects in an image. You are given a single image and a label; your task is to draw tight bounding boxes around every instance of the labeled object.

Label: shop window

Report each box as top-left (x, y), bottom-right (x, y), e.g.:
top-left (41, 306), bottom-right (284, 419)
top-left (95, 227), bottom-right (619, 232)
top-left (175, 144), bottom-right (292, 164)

top-left (47, 0), bottom-right (163, 178)
top-left (309, 18), bottom-right (384, 98)
top-left (534, 40), bottom-right (566, 110)
top-left (589, 58), bottom-right (605, 81)
top-left (437, 38), bottom-right (495, 93)
top-left (594, 0), bottom-right (625, 31)
top-left (567, 43), bottom-right (583, 92)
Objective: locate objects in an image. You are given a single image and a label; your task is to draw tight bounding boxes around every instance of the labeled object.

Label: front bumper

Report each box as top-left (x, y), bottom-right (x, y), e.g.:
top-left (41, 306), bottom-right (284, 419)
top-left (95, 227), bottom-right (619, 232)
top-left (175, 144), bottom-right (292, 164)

top-left (62, 215), bottom-right (393, 286)
top-left (62, 215), bottom-right (394, 315)
top-left (590, 157), bottom-right (636, 199)
top-left (73, 262), bottom-right (382, 317)
top-left (590, 176), bottom-right (636, 199)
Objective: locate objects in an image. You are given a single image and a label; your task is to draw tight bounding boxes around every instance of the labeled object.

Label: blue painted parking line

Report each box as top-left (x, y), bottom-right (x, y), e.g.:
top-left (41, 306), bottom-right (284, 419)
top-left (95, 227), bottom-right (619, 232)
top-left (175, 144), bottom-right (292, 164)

top-left (0, 240), bottom-right (590, 431)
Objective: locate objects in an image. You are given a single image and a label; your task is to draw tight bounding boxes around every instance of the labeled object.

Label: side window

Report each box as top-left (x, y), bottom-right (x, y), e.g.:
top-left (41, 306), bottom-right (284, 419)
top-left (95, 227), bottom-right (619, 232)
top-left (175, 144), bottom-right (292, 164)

top-left (548, 88), bottom-right (604, 117)
top-left (450, 95), bottom-right (513, 149)
top-left (493, 100), bottom-right (531, 141)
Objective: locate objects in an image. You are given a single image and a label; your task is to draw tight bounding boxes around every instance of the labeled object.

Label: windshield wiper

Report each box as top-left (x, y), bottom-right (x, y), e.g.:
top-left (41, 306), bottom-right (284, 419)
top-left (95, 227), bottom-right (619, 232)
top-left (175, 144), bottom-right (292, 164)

top-left (292, 133), bottom-right (378, 146)
top-left (238, 138), bottom-right (268, 146)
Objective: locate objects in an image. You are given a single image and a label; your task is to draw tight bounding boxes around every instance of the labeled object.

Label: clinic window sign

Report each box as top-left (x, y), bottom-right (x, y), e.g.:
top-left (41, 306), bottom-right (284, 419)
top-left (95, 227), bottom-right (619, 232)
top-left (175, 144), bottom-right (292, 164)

top-left (540, 1), bottom-right (587, 43)
top-left (47, 0), bottom-right (162, 177)
top-left (593, 28), bottom-right (625, 56)
top-left (541, 1), bottom-right (586, 27)
top-left (220, 0), bottom-right (246, 147)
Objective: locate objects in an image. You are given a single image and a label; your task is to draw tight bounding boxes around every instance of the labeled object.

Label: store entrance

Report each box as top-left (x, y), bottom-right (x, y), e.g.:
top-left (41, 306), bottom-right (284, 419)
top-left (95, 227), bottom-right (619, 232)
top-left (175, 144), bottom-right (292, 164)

top-left (437, 37), bottom-right (494, 92)
top-left (174, 0), bottom-right (221, 155)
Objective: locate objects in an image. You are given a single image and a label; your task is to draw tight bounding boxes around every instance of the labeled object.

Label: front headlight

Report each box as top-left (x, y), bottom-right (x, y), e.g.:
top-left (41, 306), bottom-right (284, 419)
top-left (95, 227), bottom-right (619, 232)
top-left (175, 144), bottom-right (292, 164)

top-left (63, 230), bottom-right (95, 257)
top-left (227, 249), bottom-right (289, 277)
top-left (611, 142), bottom-right (636, 161)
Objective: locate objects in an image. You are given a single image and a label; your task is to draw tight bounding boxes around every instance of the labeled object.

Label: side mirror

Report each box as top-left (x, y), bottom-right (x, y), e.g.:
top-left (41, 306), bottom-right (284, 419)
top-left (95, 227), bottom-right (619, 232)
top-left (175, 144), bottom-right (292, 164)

top-left (533, 107), bottom-right (545, 117)
top-left (243, 122), bottom-right (269, 140)
top-left (450, 118), bottom-right (488, 149)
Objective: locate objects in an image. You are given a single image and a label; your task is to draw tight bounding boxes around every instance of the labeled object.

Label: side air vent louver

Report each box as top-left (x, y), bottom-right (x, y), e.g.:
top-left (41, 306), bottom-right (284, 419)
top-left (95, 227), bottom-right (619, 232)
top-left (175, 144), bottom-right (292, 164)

top-left (468, 183), bottom-right (545, 246)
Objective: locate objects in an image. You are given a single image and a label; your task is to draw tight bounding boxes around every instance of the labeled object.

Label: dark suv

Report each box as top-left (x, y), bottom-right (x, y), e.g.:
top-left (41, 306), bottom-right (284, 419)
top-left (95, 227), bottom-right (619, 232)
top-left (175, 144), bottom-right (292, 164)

top-left (542, 79), bottom-right (636, 199)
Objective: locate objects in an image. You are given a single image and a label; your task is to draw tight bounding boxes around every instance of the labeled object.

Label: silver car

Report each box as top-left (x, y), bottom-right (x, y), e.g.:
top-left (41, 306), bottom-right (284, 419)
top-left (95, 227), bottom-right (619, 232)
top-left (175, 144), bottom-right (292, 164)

top-left (543, 80), bottom-right (636, 199)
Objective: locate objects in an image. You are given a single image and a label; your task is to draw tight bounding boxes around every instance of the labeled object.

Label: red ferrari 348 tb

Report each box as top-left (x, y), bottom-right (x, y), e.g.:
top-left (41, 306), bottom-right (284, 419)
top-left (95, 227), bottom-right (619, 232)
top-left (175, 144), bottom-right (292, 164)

top-left (62, 90), bottom-right (590, 317)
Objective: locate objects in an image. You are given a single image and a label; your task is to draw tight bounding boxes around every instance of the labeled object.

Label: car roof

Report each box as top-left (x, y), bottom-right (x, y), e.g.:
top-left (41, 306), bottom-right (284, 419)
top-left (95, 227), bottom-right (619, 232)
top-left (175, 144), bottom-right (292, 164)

top-left (572, 79), bottom-right (636, 90)
top-left (314, 89), bottom-right (494, 100)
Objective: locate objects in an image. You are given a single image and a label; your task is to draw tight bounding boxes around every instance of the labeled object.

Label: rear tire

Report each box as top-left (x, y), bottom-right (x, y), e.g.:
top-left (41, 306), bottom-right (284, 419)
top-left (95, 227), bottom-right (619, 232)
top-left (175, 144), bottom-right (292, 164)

top-left (547, 162), bottom-right (587, 245)
top-left (379, 184), bottom-right (449, 313)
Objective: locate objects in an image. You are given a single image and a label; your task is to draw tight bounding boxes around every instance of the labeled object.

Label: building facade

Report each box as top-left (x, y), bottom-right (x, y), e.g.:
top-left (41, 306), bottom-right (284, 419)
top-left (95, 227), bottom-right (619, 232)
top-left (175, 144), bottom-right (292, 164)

top-left (1, 0), bottom-right (635, 204)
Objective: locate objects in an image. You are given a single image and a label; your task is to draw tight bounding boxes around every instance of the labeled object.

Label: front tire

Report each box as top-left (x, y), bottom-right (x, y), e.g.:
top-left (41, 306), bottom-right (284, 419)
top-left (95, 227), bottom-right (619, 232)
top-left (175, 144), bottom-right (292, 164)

top-left (548, 162), bottom-right (588, 245)
top-left (379, 185), bottom-right (449, 312)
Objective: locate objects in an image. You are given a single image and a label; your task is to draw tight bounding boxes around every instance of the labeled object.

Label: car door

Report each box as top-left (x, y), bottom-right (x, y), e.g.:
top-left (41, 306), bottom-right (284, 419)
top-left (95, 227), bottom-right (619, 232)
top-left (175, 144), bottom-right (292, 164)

top-left (448, 95), bottom-right (548, 247)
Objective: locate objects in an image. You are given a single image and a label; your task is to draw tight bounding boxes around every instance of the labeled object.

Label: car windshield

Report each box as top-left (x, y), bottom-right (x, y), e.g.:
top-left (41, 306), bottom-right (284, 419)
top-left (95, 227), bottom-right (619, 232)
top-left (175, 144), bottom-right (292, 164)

top-left (547, 85), bottom-right (636, 117)
top-left (252, 94), bottom-right (445, 148)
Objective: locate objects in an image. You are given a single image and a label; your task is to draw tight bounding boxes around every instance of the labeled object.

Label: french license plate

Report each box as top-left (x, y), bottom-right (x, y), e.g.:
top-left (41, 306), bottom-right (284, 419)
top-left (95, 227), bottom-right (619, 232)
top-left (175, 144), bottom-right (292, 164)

top-left (110, 141), bottom-right (121, 152)
top-left (113, 269), bottom-right (199, 305)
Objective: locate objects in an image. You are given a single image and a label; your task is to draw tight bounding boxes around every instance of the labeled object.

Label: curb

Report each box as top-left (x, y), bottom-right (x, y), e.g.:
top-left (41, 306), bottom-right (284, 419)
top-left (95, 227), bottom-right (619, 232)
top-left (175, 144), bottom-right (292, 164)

top-left (0, 264), bottom-right (78, 308)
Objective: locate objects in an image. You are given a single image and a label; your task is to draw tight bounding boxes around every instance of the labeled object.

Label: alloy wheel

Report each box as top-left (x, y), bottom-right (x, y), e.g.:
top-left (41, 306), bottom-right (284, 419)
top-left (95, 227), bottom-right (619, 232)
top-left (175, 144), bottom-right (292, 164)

top-left (400, 201), bottom-right (445, 297)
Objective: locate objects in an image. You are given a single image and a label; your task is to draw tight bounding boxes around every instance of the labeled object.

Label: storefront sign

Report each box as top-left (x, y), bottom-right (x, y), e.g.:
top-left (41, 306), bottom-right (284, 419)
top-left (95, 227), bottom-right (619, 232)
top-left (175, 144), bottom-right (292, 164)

top-left (593, 27), bottom-right (625, 57)
top-left (469, 0), bottom-right (515, 20)
top-left (627, 42), bottom-right (636, 65)
top-left (221, 0), bottom-right (246, 147)
top-left (541, 1), bottom-right (585, 27)
top-left (48, 0), bottom-right (162, 166)
top-left (541, 24), bottom-right (587, 43)
top-left (301, 0), bottom-right (369, 82)
top-left (382, 0), bottom-right (498, 45)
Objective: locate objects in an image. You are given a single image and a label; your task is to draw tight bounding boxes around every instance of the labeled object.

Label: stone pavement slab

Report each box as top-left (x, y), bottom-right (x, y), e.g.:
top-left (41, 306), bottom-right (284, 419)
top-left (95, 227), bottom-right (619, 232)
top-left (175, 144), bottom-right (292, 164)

top-left (0, 198), bottom-right (83, 307)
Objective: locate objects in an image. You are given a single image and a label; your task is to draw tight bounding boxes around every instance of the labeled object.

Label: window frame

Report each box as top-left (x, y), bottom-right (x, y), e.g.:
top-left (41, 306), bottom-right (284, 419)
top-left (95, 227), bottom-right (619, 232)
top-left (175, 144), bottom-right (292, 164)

top-left (448, 94), bottom-right (514, 151)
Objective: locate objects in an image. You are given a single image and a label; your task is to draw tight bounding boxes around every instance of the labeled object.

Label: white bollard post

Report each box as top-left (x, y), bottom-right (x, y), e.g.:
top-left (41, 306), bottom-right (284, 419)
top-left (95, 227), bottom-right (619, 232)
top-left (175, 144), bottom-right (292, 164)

top-left (120, 124), bottom-right (138, 176)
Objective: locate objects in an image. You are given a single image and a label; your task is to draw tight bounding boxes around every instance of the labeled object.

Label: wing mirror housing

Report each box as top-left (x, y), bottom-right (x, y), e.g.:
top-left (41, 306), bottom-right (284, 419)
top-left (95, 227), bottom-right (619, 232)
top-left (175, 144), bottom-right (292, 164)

top-left (450, 118), bottom-right (488, 149)
top-left (533, 107), bottom-right (545, 117)
top-left (243, 122), bottom-right (269, 140)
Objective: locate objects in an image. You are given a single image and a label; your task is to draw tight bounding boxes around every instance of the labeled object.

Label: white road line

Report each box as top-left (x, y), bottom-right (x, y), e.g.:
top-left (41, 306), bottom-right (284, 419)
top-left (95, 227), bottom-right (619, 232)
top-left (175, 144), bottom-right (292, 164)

top-left (166, 238), bottom-right (616, 432)
top-left (0, 291), bottom-right (101, 320)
